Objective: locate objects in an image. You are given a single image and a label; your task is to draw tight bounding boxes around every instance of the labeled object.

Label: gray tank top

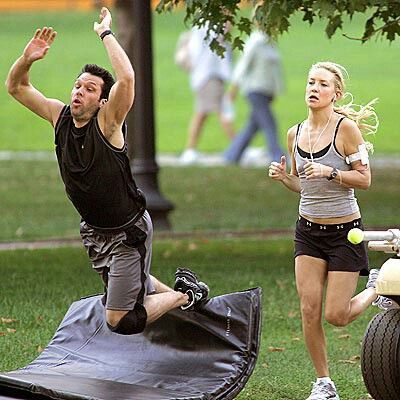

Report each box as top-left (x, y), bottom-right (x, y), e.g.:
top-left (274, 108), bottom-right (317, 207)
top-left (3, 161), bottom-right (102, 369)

top-left (294, 117), bottom-right (359, 218)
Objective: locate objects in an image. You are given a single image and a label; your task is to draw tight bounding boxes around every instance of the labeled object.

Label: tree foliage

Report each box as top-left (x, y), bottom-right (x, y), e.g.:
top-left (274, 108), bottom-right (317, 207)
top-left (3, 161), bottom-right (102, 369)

top-left (156, 1), bottom-right (400, 54)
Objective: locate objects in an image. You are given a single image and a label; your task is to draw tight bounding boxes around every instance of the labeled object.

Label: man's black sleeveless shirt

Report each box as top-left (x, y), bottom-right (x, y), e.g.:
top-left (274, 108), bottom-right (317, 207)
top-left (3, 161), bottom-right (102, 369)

top-left (54, 105), bottom-right (145, 230)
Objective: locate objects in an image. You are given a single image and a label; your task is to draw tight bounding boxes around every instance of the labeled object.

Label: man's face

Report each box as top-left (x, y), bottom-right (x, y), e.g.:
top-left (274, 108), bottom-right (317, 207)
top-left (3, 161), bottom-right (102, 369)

top-left (70, 73), bottom-right (104, 121)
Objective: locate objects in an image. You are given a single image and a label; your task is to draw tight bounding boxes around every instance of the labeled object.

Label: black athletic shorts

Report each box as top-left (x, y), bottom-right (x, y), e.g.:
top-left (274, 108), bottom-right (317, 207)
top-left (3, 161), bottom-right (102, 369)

top-left (294, 216), bottom-right (369, 276)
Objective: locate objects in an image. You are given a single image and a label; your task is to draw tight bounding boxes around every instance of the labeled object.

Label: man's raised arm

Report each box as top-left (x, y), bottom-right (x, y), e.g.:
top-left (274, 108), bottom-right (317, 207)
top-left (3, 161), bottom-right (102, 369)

top-left (95, 7), bottom-right (135, 128)
top-left (6, 27), bottom-right (64, 126)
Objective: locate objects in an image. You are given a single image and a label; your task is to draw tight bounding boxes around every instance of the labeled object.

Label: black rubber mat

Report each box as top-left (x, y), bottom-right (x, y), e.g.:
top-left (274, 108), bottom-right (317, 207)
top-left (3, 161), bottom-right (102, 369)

top-left (0, 288), bottom-right (261, 400)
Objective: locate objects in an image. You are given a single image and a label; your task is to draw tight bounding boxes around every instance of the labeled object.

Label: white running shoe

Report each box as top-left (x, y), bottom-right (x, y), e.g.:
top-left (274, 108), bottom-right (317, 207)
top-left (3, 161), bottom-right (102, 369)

top-left (306, 380), bottom-right (340, 400)
top-left (372, 295), bottom-right (395, 310)
top-left (179, 148), bottom-right (199, 165)
top-left (366, 269), bottom-right (395, 310)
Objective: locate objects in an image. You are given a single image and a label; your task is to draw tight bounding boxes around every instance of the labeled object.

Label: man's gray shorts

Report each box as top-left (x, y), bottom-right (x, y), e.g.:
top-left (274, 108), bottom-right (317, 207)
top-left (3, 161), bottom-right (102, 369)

top-left (195, 78), bottom-right (224, 114)
top-left (80, 211), bottom-right (155, 311)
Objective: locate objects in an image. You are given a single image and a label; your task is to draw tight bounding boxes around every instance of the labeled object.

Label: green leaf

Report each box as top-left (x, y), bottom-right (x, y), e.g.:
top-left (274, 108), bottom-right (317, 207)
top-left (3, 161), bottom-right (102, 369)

top-left (349, 0), bottom-right (367, 13)
top-left (279, 17), bottom-right (290, 34)
top-left (163, 0), bottom-right (400, 45)
top-left (383, 19), bottom-right (400, 41)
top-left (325, 15), bottom-right (343, 38)
top-left (363, 16), bottom-right (376, 40)
top-left (302, 10), bottom-right (315, 25)
top-left (237, 17), bottom-right (252, 36)
top-left (269, 2), bottom-right (283, 20)
top-left (232, 36), bottom-right (244, 51)
top-left (209, 38), bottom-right (225, 57)
top-left (318, 1), bottom-right (337, 18)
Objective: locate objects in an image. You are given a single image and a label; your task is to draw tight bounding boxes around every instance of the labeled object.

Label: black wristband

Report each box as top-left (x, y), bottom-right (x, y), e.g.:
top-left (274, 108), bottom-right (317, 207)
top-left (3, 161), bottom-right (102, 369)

top-left (100, 30), bottom-right (114, 40)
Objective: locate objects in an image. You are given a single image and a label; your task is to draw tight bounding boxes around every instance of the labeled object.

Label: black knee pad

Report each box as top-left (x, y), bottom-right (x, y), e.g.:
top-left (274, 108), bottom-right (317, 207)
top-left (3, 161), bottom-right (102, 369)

top-left (107, 303), bottom-right (147, 335)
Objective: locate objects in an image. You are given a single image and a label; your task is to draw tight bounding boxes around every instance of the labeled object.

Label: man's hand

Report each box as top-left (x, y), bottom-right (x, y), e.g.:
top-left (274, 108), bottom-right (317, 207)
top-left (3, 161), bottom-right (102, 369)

top-left (94, 7), bottom-right (112, 37)
top-left (23, 27), bottom-right (57, 64)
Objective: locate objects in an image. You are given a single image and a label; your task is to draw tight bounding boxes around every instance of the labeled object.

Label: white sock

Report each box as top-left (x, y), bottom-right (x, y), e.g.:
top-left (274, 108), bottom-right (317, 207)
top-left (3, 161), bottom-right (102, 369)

top-left (316, 377), bottom-right (333, 385)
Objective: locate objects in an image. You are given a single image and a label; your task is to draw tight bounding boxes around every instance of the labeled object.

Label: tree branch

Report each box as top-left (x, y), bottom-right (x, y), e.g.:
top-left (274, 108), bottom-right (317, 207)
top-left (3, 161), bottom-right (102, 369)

top-left (342, 16), bottom-right (400, 42)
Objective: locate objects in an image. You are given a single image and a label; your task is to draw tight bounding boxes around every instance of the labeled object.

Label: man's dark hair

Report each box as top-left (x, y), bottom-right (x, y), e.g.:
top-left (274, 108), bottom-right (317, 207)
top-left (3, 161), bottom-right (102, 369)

top-left (79, 64), bottom-right (115, 100)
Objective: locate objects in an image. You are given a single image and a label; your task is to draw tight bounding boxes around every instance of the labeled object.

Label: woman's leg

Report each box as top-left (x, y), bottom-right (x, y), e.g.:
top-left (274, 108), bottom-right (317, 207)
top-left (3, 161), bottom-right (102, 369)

top-left (324, 271), bottom-right (377, 326)
top-left (295, 255), bottom-right (330, 377)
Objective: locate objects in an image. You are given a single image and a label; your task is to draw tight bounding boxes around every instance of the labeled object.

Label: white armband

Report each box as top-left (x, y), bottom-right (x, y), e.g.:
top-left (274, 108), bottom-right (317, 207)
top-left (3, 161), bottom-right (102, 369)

top-left (345, 143), bottom-right (369, 165)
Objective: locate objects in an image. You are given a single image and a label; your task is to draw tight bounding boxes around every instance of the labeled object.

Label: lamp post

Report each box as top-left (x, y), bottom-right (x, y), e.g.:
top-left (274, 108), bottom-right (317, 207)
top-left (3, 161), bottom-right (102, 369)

top-left (115, 0), bottom-right (174, 230)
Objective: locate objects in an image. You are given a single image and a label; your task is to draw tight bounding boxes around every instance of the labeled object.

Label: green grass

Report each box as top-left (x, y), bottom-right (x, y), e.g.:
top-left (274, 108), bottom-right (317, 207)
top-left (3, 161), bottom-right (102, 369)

top-left (0, 159), bottom-right (399, 241)
top-left (0, 240), bottom-right (389, 399)
top-left (0, 10), bottom-right (399, 154)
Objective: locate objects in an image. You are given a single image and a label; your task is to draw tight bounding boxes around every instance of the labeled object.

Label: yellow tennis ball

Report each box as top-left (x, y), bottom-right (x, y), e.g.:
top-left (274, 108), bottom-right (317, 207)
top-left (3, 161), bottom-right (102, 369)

top-left (347, 228), bottom-right (364, 244)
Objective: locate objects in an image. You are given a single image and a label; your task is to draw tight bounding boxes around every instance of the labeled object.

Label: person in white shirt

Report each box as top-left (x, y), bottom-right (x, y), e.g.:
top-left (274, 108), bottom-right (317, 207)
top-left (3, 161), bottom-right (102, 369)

top-left (180, 24), bottom-right (235, 165)
top-left (223, 30), bottom-right (284, 164)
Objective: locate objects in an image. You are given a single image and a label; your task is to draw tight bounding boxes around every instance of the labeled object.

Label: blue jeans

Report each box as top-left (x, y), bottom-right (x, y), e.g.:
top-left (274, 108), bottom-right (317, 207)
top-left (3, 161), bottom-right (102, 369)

top-left (224, 92), bottom-right (284, 163)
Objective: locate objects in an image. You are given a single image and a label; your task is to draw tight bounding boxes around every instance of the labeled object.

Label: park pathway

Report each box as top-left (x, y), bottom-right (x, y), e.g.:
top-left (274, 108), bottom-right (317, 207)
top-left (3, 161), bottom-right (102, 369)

top-left (0, 229), bottom-right (294, 251)
top-left (0, 149), bottom-right (398, 250)
top-left (1, 148), bottom-right (399, 168)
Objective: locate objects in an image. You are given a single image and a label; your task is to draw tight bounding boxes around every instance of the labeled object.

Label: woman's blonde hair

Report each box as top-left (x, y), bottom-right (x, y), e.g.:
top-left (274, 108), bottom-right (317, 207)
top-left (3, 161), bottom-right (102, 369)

top-left (310, 61), bottom-right (379, 151)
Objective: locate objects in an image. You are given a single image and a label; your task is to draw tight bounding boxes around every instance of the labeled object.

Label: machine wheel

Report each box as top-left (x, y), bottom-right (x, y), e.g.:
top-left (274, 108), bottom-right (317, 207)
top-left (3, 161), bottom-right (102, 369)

top-left (361, 308), bottom-right (400, 400)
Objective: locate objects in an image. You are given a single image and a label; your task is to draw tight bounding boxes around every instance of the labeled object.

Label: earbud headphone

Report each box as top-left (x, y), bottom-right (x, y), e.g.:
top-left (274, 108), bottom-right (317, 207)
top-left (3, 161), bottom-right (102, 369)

top-left (100, 99), bottom-right (108, 106)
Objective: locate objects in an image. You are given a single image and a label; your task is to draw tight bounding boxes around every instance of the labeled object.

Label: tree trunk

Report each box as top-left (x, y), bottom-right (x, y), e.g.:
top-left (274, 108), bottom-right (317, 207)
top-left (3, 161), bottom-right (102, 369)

top-left (115, 0), bottom-right (174, 230)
